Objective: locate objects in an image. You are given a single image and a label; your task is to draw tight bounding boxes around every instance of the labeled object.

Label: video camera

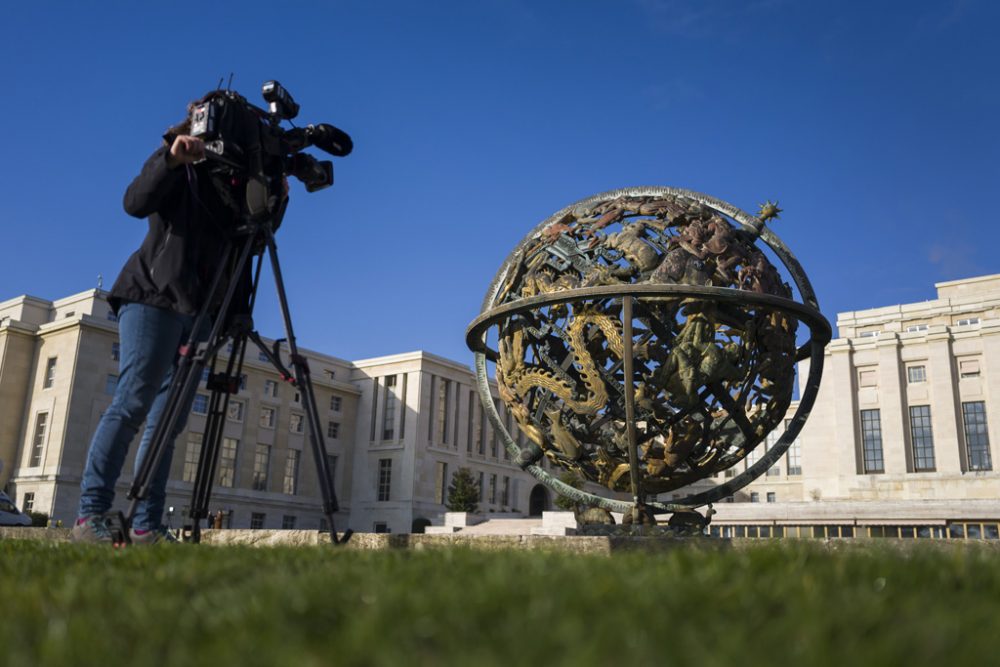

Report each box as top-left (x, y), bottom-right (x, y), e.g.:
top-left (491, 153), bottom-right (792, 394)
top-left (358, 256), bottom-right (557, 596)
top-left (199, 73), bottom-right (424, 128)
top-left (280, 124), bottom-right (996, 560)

top-left (185, 81), bottom-right (352, 222)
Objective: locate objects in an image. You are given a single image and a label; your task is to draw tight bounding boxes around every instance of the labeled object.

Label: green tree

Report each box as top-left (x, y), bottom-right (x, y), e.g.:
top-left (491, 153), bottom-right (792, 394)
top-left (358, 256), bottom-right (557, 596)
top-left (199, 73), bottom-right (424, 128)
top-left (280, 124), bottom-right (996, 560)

top-left (554, 471), bottom-right (584, 511)
top-left (446, 467), bottom-right (480, 513)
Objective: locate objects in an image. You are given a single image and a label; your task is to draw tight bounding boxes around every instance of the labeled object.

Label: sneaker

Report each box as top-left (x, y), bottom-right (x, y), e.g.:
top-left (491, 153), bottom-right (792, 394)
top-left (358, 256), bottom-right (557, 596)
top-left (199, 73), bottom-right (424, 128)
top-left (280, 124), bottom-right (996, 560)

top-left (129, 525), bottom-right (180, 545)
top-left (70, 515), bottom-right (113, 544)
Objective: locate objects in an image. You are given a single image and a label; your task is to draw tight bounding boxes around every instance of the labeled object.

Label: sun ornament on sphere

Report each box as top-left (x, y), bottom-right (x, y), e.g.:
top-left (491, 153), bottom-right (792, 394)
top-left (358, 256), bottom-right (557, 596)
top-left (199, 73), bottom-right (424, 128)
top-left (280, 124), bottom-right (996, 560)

top-left (466, 187), bottom-right (831, 530)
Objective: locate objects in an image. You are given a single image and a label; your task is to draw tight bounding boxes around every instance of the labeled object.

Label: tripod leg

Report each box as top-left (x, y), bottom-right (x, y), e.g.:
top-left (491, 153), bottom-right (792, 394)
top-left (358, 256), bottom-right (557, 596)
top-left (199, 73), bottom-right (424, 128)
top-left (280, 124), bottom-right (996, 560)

top-left (186, 359), bottom-right (226, 543)
top-left (125, 234), bottom-right (258, 537)
top-left (263, 232), bottom-right (352, 545)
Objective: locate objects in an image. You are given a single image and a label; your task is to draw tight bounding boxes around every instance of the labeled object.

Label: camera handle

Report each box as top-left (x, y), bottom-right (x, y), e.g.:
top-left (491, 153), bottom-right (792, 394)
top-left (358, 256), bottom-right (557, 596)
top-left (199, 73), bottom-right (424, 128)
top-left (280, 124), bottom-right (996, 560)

top-left (118, 225), bottom-right (351, 546)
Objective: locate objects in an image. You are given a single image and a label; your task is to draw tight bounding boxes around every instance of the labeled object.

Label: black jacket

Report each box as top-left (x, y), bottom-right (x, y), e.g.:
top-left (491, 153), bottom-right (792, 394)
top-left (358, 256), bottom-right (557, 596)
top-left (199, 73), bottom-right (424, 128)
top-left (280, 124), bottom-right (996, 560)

top-left (109, 146), bottom-right (245, 317)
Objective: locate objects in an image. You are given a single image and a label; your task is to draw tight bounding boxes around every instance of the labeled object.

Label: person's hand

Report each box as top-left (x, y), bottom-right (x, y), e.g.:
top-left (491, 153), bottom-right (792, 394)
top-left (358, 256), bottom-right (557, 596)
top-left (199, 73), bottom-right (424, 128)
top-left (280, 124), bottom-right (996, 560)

top-left (166, 135), bottom-right (205, 168)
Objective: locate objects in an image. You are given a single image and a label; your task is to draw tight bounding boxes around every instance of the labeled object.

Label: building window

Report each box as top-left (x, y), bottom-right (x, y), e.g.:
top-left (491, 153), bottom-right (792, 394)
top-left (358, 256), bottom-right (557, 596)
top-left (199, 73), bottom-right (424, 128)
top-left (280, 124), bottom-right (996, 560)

top-left (750, 492), bottom-right (760, 503)
top-left (787, 437), bottom-right (802, 476)
top-left (489, 474), bottom-right (497, 504)
top-left (907, 365), bottom-right (927, 384)
top-left (239, 374), bottom-right (248, 392)
top-left (330, 395), bottom-right (341, 412)
top-left (478, 471), bottom-right (485, 502)
top-left (962, 401), bottom-right (992, 471)
top-left (377, 459), bottom-right (392, 502)
top-left (28, 412), bottom-right (48, 467)
top-left (436, 378), bottom-right (450, 445)
top-left (906, 324), bottom-right (928, 332)
top-left (427, 376), bottom-right (436, 440)
top-left (860, 409), bottom-right (885, 474)
top-left (290, 413), bottom-right (305, 434)
top-left (959, 359), bottom-right (981, 379)
top-left (105, 374), bottom-right (118, 395)
top-left (43, 357), bottom-right (57, 389)
top-left (327, 421), bottom-right (340, 439)
top-left (293, 391), bottom-right (301, 404)
top-left (325, 369), bottom-right (336, 380)
top-left (724, 468), bottom-right (736, 478)
top-left (858, 329), bottom-right (880, 338)
top-left (227, 400), bottom-right (244, 423)
top-left (263, 379), bottom-right (278, 397)
top-left (766, 492), bottom-right (776, 503)
top-left (434, 462), bottom-right (448, 504)
top-left (467, 391), bottom-right (475, 453)
top-left (956, 317), bottom-right (980, 327)
top-left (183, 433), bottom-right (203, 483)
top-left (502, 476), bottom-right (510, 506)
top-left (764, 429), bottom-right (780, 476)
top-left (283, 450), bottom-right (300, 494)
top-left (369, 377), bottom-right (379, 441)
top-left (909, 405), bottom-right (936, 471)
top-left (260, 406), bottom-right (276, 429)
top-left (107, 310), bottom-right (118, 322)
top-left (258, 350), bottom-right (269, 363)
top-left (111, 342), bottom-right (120, 361)
top-left (252, 444), bottom-right (271, 491)
top-left (373, 522), bottom-right (389, 533)
top-left (217, 438), bottom-right (239, 487)
top-left (192, 394), bottom-right (209, 415)
top-left (250, 513), bottom-right (266, 529)
top-left (282, 515), bottom-right (297, 529)
top-left (382, 375), bottom-right (397, 441)
top-left (399, 374), bottom-right (407, 440)
top-left (22, 492), bottom-right (35, 513)
top-left (201, 367), bottom-right (210, 383)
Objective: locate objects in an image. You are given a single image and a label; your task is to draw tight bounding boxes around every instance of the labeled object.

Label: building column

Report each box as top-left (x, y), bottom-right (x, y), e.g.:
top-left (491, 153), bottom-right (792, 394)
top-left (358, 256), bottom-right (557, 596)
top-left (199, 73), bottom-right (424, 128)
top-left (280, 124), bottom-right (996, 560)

top-left (927, 329), bottom-right (962, 474)
top-left (980, 321), bottom-right (1000, 469)
top-left (877, 335), bottom-right (907, 475)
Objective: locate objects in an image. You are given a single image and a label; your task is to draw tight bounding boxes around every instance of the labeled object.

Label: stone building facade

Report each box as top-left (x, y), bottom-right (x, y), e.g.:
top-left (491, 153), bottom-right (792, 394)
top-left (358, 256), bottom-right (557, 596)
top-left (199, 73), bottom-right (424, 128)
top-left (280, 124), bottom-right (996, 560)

top-left (700, 273), bottom-right (1000, 538)
top-left (0, 289), bottom-right (550, 533)
top-left (3, 273), bottom-right (999, 537)
top-left (349, 352), bottom-right (554, 534)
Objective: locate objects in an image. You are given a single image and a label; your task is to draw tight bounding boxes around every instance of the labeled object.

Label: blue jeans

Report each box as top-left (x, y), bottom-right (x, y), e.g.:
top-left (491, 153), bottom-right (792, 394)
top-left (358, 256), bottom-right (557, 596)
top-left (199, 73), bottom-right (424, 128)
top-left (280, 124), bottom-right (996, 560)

top-left (78, 302), bottom-right (209, 530)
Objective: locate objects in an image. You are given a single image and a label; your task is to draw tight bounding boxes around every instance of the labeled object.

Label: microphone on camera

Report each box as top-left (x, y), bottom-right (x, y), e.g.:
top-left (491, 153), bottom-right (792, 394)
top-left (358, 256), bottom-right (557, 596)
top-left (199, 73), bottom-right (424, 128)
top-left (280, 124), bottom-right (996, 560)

top-left (306, 123), bottom-right (353, 157)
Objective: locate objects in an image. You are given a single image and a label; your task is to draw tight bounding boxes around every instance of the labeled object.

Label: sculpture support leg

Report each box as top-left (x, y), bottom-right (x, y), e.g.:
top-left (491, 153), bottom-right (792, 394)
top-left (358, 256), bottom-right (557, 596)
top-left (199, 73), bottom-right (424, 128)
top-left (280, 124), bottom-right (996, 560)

top-left (622, 296), bottom-right (644, 522)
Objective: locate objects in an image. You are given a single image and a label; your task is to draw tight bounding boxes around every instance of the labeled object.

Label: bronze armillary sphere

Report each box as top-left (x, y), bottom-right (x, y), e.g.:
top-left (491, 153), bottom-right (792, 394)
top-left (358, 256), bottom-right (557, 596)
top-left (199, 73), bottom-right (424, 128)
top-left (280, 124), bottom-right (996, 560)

top-left (466, 187), bottom-right (831, 524)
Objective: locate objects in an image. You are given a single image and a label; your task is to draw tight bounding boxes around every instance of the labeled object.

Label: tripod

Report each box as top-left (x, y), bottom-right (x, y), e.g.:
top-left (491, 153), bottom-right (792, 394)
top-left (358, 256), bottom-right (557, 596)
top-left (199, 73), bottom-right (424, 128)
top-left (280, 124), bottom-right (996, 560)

top-left (111, 216), bottom-right (352, 545)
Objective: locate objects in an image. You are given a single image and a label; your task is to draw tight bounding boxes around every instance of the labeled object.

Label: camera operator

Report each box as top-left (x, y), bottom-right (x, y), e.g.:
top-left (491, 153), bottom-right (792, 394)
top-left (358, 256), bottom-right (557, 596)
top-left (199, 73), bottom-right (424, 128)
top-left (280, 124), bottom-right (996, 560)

top-left (72, 105), bottom-right (251, 545)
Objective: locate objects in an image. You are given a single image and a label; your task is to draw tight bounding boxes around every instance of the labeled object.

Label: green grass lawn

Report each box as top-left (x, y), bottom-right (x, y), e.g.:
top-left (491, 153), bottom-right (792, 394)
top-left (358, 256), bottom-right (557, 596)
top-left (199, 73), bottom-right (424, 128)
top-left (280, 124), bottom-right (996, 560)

top-left (1, 539), bottom-right (999, 667)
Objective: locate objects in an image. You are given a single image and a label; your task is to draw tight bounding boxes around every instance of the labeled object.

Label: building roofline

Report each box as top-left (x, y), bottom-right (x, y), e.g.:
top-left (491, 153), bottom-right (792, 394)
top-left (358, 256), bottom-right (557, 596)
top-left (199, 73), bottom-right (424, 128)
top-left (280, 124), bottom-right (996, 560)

top-left (51, 289), bottom-right (105, 308)
top-left (350, 350), bottom-right (474, 374)
top-left (934, 273), bottom-right (1000, 290)
top-left (0, 294), bottom-right (53, 310)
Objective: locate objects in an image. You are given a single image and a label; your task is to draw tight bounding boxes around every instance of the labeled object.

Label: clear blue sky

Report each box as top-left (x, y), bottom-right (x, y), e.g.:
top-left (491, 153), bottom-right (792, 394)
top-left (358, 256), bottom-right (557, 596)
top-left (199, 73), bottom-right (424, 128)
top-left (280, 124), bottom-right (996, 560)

top-left (1, 1), bottom-right (997, 364)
